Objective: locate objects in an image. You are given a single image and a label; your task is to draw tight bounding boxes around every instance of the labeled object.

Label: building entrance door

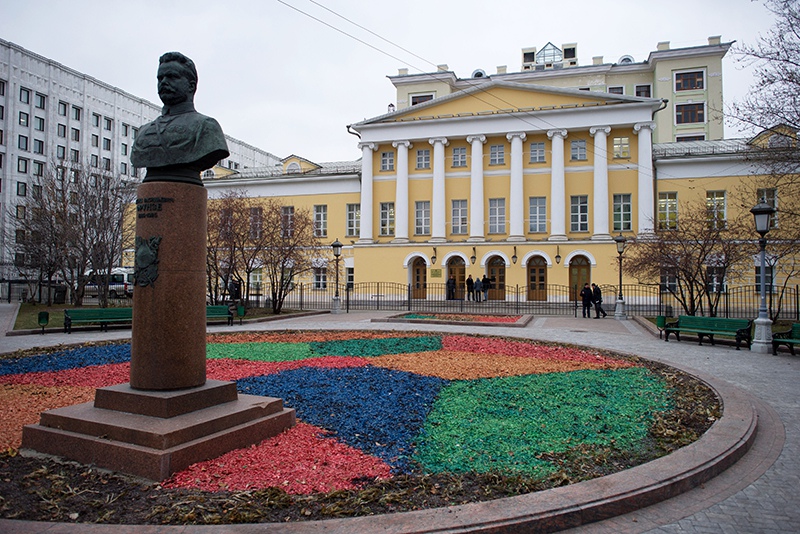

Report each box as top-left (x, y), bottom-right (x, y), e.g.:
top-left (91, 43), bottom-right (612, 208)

top-left (527, 256), bottom-right (547, 301)
top-left (569, 256), bottom-right (591, 300)
top-left (487, 256), bottom-right (506, 301)
top-left (448, 257), bottom-right (466, 300)
top-left (412, 257), bottom-right (427, 299)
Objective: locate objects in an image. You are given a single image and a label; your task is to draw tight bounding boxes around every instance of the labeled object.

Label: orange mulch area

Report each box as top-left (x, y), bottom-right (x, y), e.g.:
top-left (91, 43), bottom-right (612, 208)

top-left (369, 350), bottom-right (621, 380)
top-left (0, 384), bottom-right (95, 450)
top-left (207, 331), bottom-right (428, 344)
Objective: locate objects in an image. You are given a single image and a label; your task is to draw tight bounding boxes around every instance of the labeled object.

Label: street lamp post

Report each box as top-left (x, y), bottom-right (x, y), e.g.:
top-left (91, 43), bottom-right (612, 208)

top-left (750, 202), bottom-right (776, 353)
top-left (614, 233), bottom-right (627, 320)
top-left (331, 238), bottom-right (342, 314)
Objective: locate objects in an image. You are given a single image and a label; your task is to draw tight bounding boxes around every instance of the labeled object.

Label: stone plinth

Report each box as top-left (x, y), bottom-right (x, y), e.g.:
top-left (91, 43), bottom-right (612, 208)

top-left (131, 181), bottom-right (207, 390)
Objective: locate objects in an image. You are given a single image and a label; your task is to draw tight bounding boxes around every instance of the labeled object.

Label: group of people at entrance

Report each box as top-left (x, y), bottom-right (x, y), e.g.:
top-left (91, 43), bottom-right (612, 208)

top-left (458, 274), bottom-right (491, 302)
top-left (580, 283), bottom-right (608, 318)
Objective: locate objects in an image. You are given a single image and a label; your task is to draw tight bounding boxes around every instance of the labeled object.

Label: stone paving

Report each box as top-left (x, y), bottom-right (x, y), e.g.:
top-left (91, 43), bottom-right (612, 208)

top-left (0, 304), bottom-right (798, 533)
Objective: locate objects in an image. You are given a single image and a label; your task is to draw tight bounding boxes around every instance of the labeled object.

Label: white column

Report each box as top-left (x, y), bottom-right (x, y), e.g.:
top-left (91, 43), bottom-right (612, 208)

top-left (547, 129), bottom-right (568, 241)
top-left (634, 122), bottom-right (656, 236)
top-left (358, 142), bottom-right (377, 243)
top-left (507, 132), bottom-right (527, 241)
top-left (467, 135), bottom-right (486, 241)
top-left (590, 126), bottom-right (612, 241)
top-left (392, 140), bottom-right (411, 243)
top-left (429, 137), bottom-right (449, 243)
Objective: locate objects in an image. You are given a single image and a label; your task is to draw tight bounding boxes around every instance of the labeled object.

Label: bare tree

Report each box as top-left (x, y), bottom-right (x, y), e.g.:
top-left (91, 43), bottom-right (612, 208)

top-left (206, 190), bottom-right (247, 304)
top-left (626, 202), bottom-right (753, 316)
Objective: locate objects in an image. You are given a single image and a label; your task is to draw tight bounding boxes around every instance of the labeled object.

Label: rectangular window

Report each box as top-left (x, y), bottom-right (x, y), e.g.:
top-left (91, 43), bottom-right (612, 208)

top-left (613, 193), bottom-right (632, 231)
top-left (675, 71), bottom-right (704, 91)
top-left (0, 129), bottom-right (3, 145)
top-left (32, 161), bottom-right (44, 176)
top-left (92, 113), bottom-right (101, 127)
top-left (380, 151), bottom-right (394, 171)
top-left (660, 268), bottom-right (677, 292)
top-left (571, 139), bottom-right (587, 161)
top-left (91, 134), bottom-right (99, 147)
top-left (706, 190), bottom-right (727, 229)
top-left (57, 145), bottom-right (66, 159)
top-left (0, 80), bottom-right (4, 96)
top-left (122, 123), bottom-right (129, 137)
top-left (71, 128), bottom-right (80, 142)
top-left (757, 188), bottom-right (778, 229)
top-left (17, 157), bottom-right (28, 173)
top-left (379, 202), bottom-right (395, 236)
top-left (121, 143), bottom-right (128, 155)
top-left (489, 198), bottom-right (506, 234)
top-left (0, 105), bottom-right (3, 120)
top-left (34, 93), bottom-right (46, 109)
top-left (346, 267), bottom-right (355, 290)
top-left (451, 199), bottom-right (468, 234)
top-left (658, 191), bottom-right (678, 230)
top-left (676, 103), bottom-right (705, 124)
top-left (57, 124), bottom-right (66, 137)
top-left (19, 87), bottom-right (30, 104)
top-left (16, 205), bottom-right (26, 220)
top-left (410, 93), bottom-right (434, 105)
top-left (104, 117), bottom-right (113, 131)
top-left (314, 204), bottom-right (328, 237)
top-left (103, 138), bottom-right (111, 150)
top-left (607, 86), bottom-right (624, 95)
top-left (415, 201), bottom-right (431, 235)
top-left (58, 101), bottom-right (68, 116)
top-left (529, 197), bottom-right (547, 233)
top-left (313, 268), bottom-right (327, 290)
top-left (452, 147), bottom-right (467, 167)
top-left (90, 154), bottom-right (99, 167)
top-left (706, 266), bottom-right (726, 293)
top-left (755, 265), bottom-right (775, 293)
top-left (34, 116), bottom-right (44, 131)
top-left (70, 149), bottom-right (79, 162)
top-left (248, 207), bottom-right (263, 240)
top-left (529, 142), bottom-right (546, 163)
top-left (281, 206), bottom-right (294, 238)
top-left (416, 149), bottom-right (430, 169)
top-left (346, 203), bottom-right (360, 237)
top-left (71, 106), bottom-right (81, 121)
top-left (18, 135), bottom-right (28, 151)
top-left (613, 137), bottom-right (630, 158)
top-left (17, 181), bottom-right (27, 197)
top-left (102, 157), bottom-right (110, 170)
top-left (120, 162), bottom-right (128, 175)
top-left (635, 84), bottom-right (652, 97)
top-left (570, 195), bottom-right (589, 232)
top-left (19, 112), bottom-right (29, 127)
top-left (489, 144), bottom-right (505, 165)
top-left (676, 134), bottom-right (706, 142)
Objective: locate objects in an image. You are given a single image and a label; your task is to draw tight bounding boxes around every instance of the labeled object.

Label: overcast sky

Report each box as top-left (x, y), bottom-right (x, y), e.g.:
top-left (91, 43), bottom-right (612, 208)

top-left (1, 0), bottom-right (776, 163)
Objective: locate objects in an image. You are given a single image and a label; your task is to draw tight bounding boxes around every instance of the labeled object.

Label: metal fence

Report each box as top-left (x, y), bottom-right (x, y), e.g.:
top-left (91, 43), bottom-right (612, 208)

top-left (240, 282), bottom-right (800, 321)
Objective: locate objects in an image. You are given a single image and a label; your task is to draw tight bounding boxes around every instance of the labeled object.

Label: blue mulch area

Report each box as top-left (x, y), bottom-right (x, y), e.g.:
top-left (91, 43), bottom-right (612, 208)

top-left (308, 336), bottom-right (442, 357)
top-left (237, 366), bottom-right (449, 472)
top-left (0, 343), bottom-right (131, 375)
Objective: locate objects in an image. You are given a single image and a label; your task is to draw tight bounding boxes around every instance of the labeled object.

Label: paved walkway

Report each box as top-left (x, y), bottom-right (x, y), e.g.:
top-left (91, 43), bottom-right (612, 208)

top-left (1, 304), bottom-right (798, 533)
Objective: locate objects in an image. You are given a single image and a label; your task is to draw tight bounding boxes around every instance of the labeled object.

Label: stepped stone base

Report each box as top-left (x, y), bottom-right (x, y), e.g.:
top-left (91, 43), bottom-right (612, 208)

top-left (21, 380), bottom-right (295, 481)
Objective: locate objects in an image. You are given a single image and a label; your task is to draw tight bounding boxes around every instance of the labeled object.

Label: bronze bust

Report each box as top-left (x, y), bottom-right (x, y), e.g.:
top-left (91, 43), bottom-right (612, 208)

top-left (131, 52), bottom-right (229, 185)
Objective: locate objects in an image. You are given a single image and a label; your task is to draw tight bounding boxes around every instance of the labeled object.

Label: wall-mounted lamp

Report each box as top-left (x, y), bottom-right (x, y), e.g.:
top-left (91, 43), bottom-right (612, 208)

top-left (431, 247), bottom-right (437, 265)
top-left (470, 247), bottom-right (477, 265)
top-left (555, 245), bottom-right (561, 265)
top-left (511, 246), bottom-right (518, 265)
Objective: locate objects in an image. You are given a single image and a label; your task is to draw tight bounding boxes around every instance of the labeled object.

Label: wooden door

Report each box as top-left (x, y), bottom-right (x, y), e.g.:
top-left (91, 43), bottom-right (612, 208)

top-left (569, 256), bottom-right (591, 300)
top-left (412, 257), bottom-right (427, 299)
top-left (527, 256), bottom-right (547, 301)
top-left (487, 256), bottom-right (506, 300)
top-left (448, 257), bottom-right (466, 300)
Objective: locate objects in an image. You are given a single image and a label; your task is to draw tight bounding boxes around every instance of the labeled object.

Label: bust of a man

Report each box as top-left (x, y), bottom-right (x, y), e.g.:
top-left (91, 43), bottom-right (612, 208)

top-left (131, 52), bottom-right (229, 185)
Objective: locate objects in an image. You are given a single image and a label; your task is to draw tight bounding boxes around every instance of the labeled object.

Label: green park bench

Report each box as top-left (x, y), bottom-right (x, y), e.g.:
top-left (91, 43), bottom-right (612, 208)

top-left (664, 315), bottom-right (753, 350)
top-left (64, 307), bottom-right (133, 333)
top-left (207, 305), bottom-right (234, 326)
top-left (772, 323), bottom-right (800, 355)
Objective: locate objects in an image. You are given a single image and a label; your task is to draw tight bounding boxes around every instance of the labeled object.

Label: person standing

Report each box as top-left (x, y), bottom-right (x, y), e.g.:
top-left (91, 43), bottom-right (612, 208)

top-left (481, 275), bottom-right (490, 301)
top-left (446, 274), bottom-right (456, 300)
top-left (466, 274), bottom-right (475, 301)
top-left (592, 283), bottom-right (607, 318)
top-left (579, 282), bottom-right (593, 318)
top-left (473, 276), bottom-right (482, 302)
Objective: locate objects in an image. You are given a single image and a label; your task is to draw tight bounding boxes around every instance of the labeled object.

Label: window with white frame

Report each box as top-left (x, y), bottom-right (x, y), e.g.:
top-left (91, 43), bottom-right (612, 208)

top-left (658, 192), bottom-right (678, 230)
top-left (314, 204), bottom-right (328, 237)
top-left (415, 201), bottom-right (430, 235)
top-left (380, 151), bottom-right (394, 171)
top-left (313, 267), bottom-right (327, 290)
top-left (660, 268), bottom-right (677, 292)
top-left (451, 199), bottom-right (467, 234)
top-left (676, 103), bottom-right (705, 124)
top-left (452, 147), bottom-right (467, 167)
top-left (249, 207), bottom-right (263, 240)
top-left (489, 144), bottom-right (505, 165)
top-left (757, 188), bottom-right (778, 229)
top-left (607, 86), bottom-right (624, 95)
top-left (529, 142), bottom-right (546, 163)
top-left (346, 203), bottom-right (360, 237)
top-left (570, 195), bottom-right (589, 232)
top-left (380, 202), bottom-right (395, 236)
top-left (410, 93), bottom-right (434, 106)
top-left (416, 149), bottom-right (430, 169)
top-left (755, 264), bottom-right (775, 293)
top-left (706, 265), bottom-right (726, 293)
top-left (675, 70), bottom-right (704, 91)
top-left (635, 84), bottom-right (652, 97)
top-left (706, 190), bottom-right (726, 229)
top-left (613, 137), bottom-right (630, 158)
top-left (489, 198), bottom-right (506, 234)
top-left (281, 206), bottom-right (294, 238)
top-left (571, 139), bottom-right (587, 160)
top-left (613, 193), bottom-right (632, 231)
top-left (529, 197), bottom-right (547, 233)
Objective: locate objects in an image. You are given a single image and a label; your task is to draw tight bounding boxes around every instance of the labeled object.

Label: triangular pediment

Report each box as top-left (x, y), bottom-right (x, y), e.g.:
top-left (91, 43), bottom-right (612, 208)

top-left (363, 81), bottom-right (650, 125)
top-left (280, 155), bottom-right (322, 174)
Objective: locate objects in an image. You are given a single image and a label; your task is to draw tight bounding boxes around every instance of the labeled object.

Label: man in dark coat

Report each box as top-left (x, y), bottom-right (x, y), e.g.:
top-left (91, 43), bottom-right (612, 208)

top-left (466, 274), bottom-right (475, 301)
top-left (473, 276), bottom-right (482, 302)
top-left (592, 283), bottom-right (608, 318)
top-left (579, 283), bottom-right (593, 318)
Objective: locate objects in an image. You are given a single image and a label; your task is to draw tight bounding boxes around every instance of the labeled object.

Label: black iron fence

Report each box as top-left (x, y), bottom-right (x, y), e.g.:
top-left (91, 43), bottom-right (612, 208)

top-left (237, 282), bottom-right (800, 321)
